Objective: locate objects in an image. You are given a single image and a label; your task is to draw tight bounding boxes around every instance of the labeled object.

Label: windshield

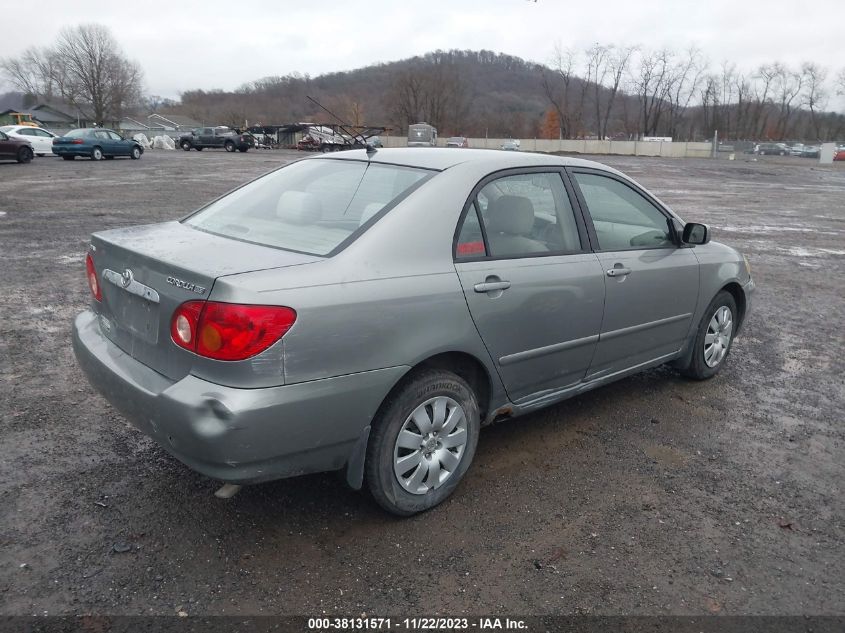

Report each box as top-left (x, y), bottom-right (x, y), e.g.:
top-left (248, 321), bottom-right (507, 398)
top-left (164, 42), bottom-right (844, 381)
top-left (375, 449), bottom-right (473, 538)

top-left (184, 158), bottom-right (431, 256)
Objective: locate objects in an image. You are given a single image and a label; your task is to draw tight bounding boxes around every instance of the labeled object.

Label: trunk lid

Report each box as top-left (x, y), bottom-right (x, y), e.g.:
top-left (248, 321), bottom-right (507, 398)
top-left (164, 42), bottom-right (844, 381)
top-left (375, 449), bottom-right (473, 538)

top-left (90, 221), bottom-right (320, 380)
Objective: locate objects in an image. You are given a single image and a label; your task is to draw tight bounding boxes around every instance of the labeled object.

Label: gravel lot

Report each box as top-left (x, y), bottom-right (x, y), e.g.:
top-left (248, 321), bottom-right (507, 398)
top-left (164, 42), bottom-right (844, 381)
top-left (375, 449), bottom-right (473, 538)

top-left (0, 149), bottom-right (843, 617)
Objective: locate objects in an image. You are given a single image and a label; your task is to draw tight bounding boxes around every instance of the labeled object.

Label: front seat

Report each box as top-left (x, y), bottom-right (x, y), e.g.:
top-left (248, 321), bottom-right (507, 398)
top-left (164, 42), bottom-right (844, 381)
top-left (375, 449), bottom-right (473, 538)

top-left (485, 195), bottom-right (548, 256)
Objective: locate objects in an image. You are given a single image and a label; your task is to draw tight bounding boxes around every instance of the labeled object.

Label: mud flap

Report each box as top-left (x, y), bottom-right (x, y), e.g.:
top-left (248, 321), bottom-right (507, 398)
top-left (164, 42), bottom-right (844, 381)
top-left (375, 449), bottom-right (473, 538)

top-left (344, 425), bottom-right (371, 490)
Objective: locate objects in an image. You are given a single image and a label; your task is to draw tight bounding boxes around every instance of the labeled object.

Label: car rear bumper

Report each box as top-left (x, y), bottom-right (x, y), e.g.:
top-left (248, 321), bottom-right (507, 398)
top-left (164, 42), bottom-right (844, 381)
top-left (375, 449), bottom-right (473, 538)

top-left (72, 310), bottom-right (408, 483)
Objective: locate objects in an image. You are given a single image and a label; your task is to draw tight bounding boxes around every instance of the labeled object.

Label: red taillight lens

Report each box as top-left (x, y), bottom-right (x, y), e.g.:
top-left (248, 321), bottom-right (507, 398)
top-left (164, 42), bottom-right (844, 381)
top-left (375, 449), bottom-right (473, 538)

top-left (85, 252), bottom-right (101, 301)
top-left (171, 301), bottom-right (296, 361)
top-left (72, 139), bottom-right (84, 144)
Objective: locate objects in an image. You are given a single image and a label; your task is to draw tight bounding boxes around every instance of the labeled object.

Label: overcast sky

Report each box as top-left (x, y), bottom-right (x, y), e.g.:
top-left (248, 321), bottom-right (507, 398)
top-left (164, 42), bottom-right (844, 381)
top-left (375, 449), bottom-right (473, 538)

top-left (1, 0), bottom-right (843, 108)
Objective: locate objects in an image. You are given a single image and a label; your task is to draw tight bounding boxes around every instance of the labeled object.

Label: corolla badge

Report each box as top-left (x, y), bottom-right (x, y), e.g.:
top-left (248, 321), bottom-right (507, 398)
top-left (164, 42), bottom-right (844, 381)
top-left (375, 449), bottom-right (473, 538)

top-left (166, 275), bottom-right (206, 295)
top-left (121, 268), bottom-right (134, 288)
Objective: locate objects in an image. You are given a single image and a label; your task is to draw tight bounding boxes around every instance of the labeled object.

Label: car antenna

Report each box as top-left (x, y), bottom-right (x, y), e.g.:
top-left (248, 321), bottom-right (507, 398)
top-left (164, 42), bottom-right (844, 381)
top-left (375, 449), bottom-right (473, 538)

top-left (306, 95), bottom-right (375, 155)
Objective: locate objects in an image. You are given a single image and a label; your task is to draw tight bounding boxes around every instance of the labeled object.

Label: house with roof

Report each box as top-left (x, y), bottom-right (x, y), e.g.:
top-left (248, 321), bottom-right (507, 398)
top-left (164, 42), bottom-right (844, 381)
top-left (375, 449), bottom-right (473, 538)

top-left (147, 113), bottom-right (202, 132)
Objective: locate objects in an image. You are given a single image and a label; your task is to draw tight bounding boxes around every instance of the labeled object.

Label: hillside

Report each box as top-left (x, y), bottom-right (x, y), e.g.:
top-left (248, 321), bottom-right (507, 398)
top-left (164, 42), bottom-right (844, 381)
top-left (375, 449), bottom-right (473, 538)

top-left (172, 50), bottom-right (563, 138)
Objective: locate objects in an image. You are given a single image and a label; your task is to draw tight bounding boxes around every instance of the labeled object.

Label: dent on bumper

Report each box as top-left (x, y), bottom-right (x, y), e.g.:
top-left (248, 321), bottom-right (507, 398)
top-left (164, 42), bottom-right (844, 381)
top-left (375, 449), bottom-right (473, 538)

top-left (72, 310), bottom-right (408, 483)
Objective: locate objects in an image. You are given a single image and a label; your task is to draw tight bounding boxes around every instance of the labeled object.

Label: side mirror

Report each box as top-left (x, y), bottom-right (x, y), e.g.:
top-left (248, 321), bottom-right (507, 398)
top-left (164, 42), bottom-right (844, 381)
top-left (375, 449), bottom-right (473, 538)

top-left (682, 222), bottom-right (710, 245)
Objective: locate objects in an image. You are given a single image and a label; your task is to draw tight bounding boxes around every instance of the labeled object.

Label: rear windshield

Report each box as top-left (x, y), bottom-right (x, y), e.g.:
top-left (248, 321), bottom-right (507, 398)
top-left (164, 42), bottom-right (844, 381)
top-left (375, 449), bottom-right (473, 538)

top-left (64, 129), bottom-right (86, 138)
top-left (184, 158), bottom-right (431, 256)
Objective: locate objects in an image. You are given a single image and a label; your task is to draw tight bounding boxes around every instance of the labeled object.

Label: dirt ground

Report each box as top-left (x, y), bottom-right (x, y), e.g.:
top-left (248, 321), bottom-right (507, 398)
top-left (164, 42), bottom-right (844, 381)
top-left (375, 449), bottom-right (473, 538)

top-left (0, 149), bottom-right (842, 617)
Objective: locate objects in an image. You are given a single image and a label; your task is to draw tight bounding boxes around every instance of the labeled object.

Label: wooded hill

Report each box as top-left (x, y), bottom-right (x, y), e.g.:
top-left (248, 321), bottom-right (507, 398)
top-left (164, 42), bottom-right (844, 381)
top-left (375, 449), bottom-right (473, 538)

top-left (161, 48), bottom-right (845, 142)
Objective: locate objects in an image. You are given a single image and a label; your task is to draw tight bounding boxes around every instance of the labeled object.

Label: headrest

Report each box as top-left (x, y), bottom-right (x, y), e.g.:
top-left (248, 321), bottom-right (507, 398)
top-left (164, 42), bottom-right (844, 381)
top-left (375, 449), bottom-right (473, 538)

top-left (487, 195), bottom-right (535, 235)
top-left (276, 191), bottom-right (322, 225)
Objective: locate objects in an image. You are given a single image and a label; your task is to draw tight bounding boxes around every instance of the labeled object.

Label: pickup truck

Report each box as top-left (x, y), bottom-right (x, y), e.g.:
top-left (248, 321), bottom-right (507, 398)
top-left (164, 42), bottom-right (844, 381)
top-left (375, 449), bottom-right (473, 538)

top-left (179, 127), bottom-right (253, 152)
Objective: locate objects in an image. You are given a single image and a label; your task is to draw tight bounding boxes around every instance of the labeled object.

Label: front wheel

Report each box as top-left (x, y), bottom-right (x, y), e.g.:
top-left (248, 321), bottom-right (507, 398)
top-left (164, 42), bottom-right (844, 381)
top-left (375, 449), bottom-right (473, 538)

top-left (130, 146), bottom-right (141, 160)
top-left (181, 141), bottom-right (192, 151)
top-left (17, 146), bottom-right (33, 163)
top-left (679, 290), bottom-right (738, 380)
top-left (365, 369), bottom-right (480, 516)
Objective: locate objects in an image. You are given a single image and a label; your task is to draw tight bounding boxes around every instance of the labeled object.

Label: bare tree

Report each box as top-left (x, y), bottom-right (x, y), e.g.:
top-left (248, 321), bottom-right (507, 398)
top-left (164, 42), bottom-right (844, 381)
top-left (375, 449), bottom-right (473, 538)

top-left (631, 48), bottom-right (675, 137)
top-left (541, 45), bottom-right (586, 138)
top-left (801, 63), bottom-right (828, 139)
top-left (1, 23), bottom-right (142, 124)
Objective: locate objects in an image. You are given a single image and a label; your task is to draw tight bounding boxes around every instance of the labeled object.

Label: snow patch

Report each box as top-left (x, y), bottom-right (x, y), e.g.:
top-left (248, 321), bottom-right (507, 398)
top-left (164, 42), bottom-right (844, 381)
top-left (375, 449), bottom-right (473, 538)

top-left (152, 135), bottom-right (175, 150)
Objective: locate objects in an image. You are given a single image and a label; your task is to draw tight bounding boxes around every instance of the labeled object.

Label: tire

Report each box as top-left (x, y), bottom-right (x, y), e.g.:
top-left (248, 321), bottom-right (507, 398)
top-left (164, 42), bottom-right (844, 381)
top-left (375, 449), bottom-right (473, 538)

top-left (16, 146), bottom-right (33, 164)
top-left (195, 146), bottom-right (203, 151)
top-left (130, 146), bottom-right (141, 160)
top-left (679, 290), bottom-right (738, 380)
top-left (91, 146), bottom-right (103, 161)
top-left (224, 141), bottom-right (235, 152)
top-left (181, 141), bottom-right (192, 151)
top-left (62, 155), bottom-right (75, 161)
top-left (238, 147), bottom-right (248, 152)
top-left (365, 369), bottom-right (480, 516)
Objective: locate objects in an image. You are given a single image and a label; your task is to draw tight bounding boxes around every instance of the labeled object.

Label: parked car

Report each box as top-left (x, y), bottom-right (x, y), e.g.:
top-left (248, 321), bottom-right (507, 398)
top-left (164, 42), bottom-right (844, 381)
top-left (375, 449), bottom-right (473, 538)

top-left (446, 136), bottom-right (469, 148)
top-left (501, 139), bottom-right (520, 151)
top-left (754, 142), bottom-right (789, 156)
top-left (53, 129), bottom-right (144, 161)
top-left (179, 127), bottom-right (253, 152)
top-left (0, 129), bottom-right (33, 163)
top-left (0, 125), bottom-right (57, 156)
top-left (801, 145), bottom-right (821, 158)
top-left (788, 144), bottom-right (805, 156)
top-left (834, 147), bottom-right (845, 161)
top-left (73, 149), bottom-right (754, 516)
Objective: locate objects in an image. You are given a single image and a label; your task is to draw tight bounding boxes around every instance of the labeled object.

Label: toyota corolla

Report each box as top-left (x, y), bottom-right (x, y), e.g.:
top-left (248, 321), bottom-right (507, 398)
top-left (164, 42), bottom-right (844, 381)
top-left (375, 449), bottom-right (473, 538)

top-left (72, 148), bottom-right (754, 515)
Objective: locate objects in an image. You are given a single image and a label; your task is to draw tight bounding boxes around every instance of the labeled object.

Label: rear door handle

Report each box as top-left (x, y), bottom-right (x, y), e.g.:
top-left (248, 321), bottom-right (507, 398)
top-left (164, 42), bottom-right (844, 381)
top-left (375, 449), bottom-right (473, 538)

top-left (474, 280), bottom-right (511, 293)
top-left (606, 267), bottom-right (632, 277)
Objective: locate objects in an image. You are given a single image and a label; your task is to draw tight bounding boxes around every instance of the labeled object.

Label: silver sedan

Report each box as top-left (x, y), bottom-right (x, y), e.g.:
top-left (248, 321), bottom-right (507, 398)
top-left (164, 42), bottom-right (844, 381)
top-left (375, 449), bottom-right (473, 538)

top-left (73, 148), bottom-right (754, 515)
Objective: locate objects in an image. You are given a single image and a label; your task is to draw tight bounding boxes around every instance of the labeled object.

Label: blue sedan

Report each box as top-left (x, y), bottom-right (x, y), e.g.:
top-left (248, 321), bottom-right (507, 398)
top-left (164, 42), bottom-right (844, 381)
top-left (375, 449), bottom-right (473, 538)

top-left (53, 128), bottom-right (144, 161)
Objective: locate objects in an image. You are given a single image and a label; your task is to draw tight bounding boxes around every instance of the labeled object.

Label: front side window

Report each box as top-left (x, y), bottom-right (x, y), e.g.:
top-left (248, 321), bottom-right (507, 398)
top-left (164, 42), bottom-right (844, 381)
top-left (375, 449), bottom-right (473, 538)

top-left (572, 172), bottom-right (673, 250)
top-left (185, 159), bottom-right (430, 256)
top-left (463, 172), bottom-right (581, 258)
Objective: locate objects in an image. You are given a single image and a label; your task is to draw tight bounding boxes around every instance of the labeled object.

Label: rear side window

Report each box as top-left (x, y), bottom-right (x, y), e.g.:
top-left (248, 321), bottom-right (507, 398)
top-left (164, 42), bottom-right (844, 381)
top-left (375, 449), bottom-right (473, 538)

top-left (455, 205), bottom-right (486, 258)
top-left (458, 172), bottom-right (581, 258)
top-left (185, 159), bottom-right (430, 256)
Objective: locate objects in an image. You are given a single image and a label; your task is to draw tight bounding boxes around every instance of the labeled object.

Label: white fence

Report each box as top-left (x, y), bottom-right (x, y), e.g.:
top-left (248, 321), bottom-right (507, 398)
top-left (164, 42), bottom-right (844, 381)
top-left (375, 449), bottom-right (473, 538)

top-left (381, 135), bottom-right (714, 158)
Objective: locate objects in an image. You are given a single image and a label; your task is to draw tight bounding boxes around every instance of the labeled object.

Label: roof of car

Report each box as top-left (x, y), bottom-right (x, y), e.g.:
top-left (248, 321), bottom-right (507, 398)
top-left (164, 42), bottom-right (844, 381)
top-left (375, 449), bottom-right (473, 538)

top-left (317, 147), bottom-right (613, 172)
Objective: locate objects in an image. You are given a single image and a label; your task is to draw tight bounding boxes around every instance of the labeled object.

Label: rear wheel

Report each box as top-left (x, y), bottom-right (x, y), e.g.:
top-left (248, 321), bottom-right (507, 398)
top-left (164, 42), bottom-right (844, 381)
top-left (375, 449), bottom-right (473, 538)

top-left (91, 146), bottom-right (103, 161)
top-left (679, 290), bottom-right (738, 380)
top-left (130, 146), bottom-right (141, 160)
top-left (224, 141), bottom-right (235, 152)
top-left (366, 369), bottom-right (480, 516)
top-left (16, 146), bottom-right (33, 163)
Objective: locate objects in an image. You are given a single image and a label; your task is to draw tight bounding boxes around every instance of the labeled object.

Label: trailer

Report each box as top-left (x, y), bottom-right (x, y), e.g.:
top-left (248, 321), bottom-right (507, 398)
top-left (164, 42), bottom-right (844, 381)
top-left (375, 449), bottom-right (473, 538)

top-left (407, 122), bottom-right (437, 147)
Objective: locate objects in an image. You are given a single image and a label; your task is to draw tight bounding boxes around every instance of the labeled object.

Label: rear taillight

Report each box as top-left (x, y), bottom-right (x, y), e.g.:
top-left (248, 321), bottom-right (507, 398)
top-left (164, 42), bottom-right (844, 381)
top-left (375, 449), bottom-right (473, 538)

top-left (171, 301), bottom-right (296, 361)
top-left (72, 139), bottom-right (84, 145)
top-left (85, 252), bottom-right (101, 301)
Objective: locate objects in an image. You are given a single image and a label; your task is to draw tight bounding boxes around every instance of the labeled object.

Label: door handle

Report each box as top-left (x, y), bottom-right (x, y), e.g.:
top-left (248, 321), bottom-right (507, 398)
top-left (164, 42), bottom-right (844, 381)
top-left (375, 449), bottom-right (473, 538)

top-left (606, 267), bottom-right (632, 277)
top-left (474, 280), bottom-right (511, 293)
